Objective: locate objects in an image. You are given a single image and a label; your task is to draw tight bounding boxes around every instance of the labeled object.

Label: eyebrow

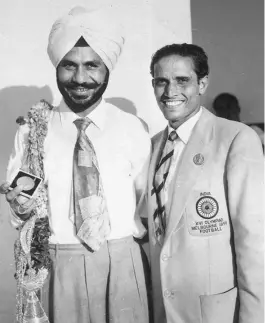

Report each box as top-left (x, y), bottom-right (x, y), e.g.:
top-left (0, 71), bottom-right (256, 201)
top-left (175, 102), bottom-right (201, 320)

top-left (153, 77), bottom-right (168, 82)
top-left (153, 76), bottom-right (191, 82)
top-left (60, 59), bottom-right (101, 65)
top-left (84, 60), bottom-right (101, 65)
top-left (60, 59), bottom-right (75, 65)
top-left (175, 76), bottom-right (191, 81)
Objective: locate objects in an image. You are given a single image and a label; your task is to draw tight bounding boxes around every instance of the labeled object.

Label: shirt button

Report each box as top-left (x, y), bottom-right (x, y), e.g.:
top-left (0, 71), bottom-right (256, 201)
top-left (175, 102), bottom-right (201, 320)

top-left (161, 254), bottom-right (169, 261)
top-left (164, 289), bottom-right (171, 298)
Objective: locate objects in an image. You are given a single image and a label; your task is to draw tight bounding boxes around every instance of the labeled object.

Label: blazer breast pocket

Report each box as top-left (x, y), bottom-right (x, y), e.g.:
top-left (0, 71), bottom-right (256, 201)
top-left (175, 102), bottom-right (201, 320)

top-left (185, 185), bottom-right (229, 237)
top-left (199, 287), bottom-right (239, 323)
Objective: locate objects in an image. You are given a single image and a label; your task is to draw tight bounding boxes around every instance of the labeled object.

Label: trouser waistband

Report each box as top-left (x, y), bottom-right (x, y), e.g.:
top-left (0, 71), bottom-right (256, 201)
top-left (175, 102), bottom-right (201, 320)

top-left (49, 235), bottom-right (134, 251)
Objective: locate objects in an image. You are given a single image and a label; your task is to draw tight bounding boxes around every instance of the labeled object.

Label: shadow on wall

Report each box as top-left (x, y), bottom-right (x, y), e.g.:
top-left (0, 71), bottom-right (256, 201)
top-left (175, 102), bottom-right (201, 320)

top-left (0, 85), bottom-right (53, 323)
top-left (105, 97), bottom-right (149, 133)
top-left (0, 85), bottom-right (53, 170)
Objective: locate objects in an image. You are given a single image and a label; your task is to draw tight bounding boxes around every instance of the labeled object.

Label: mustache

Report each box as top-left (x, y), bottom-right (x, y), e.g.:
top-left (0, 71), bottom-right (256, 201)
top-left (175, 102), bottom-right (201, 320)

top-left (67, 82), bottom-right (100, 90)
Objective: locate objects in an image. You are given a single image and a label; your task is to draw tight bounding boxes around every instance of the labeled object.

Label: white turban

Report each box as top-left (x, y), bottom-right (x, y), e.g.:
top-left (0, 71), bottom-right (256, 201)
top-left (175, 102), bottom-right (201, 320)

top-left (47, 6), bottom-right (125, 71)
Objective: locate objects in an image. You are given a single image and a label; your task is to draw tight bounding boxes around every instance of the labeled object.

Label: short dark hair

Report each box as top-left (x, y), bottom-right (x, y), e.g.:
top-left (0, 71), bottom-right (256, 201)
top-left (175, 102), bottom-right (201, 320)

top-left (150, 43), bottom-right (209, 81)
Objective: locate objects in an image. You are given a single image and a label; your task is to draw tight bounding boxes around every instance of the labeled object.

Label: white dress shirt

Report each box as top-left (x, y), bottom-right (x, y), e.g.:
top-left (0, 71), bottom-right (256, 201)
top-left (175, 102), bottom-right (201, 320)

top-left (7, 99), bottom-right (151, 244)
top-left (164, 107), bottom-right (202, 201)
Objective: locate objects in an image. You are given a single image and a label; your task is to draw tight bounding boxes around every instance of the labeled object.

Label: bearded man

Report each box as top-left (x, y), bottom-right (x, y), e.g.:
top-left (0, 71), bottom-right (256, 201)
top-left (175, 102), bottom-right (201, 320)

top-left (0, 7), bottom-right (150, 323)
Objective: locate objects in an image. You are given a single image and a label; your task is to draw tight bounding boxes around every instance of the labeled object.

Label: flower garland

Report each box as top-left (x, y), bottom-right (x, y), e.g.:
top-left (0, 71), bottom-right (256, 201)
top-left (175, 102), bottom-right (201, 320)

top-left (14, 100), bottom-right (53, 323)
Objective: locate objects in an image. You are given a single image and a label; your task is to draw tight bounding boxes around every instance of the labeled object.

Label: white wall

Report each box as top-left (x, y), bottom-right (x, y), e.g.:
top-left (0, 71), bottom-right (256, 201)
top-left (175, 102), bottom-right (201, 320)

top-left (0, 1), bottom-right (191, 322)
top-left (191, 0), bottom-right (264, 122)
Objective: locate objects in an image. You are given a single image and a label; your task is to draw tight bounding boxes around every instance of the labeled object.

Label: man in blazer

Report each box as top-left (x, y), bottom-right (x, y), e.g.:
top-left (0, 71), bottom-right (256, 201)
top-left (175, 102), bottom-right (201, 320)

top-left (147, 43), bottom-right (264, 323)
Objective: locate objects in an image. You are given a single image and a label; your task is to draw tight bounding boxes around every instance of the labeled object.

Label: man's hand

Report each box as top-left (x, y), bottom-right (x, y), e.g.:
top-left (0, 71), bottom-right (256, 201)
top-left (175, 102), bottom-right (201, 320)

top-left (0, 181), bottom-right (35, 221)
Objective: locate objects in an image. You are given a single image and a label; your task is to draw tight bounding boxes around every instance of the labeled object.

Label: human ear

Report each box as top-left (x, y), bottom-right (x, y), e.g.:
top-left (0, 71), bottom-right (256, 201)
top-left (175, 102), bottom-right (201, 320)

top-left (198, 76), bottom-right (209, 95)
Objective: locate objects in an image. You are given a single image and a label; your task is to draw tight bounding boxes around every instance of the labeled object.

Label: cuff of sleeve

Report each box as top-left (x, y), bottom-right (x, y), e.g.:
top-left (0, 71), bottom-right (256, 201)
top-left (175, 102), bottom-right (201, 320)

top-left (9, 207), bottom-right (24, 228)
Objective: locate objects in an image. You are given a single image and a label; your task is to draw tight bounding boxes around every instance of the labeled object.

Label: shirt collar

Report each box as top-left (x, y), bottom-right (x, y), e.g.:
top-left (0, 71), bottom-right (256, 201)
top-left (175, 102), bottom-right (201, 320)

top-left (168, 107), bottom-right (202, 144)
top-left (58, 98), bottom-right (107, 130)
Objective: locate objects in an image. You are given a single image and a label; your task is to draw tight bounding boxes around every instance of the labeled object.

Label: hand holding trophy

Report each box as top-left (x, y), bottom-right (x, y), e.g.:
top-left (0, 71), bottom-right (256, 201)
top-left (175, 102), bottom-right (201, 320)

top-left (0, 169), bottom-right (42, 221)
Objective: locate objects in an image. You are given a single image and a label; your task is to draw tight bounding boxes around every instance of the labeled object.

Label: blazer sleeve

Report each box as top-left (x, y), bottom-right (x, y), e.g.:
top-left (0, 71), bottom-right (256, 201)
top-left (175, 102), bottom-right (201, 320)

top-left (227, 127), bottom-right (264, 323)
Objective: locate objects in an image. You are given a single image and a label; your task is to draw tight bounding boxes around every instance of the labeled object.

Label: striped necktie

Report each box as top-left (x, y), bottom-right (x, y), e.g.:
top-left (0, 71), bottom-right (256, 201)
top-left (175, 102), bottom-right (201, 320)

top-left (73, 118), bottom-right (110, 251)
top-left (152, 130), bottom-right (178, 243)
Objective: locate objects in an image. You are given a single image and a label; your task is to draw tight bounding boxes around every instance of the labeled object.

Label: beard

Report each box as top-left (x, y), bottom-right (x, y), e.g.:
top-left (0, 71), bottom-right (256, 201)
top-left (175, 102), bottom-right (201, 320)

top-left (56, 70), bottom-right (109, 114)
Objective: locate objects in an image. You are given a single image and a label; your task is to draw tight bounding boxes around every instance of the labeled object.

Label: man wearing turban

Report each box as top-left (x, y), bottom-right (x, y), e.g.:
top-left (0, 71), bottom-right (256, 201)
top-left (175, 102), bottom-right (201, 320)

top-left (1, 6), bottom-right (151, 323)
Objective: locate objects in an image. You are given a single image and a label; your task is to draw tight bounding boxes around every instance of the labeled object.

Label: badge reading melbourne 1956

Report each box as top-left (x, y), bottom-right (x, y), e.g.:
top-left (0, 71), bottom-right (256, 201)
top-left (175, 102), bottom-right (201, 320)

top-left (196, 196), bottom-right (219, 219)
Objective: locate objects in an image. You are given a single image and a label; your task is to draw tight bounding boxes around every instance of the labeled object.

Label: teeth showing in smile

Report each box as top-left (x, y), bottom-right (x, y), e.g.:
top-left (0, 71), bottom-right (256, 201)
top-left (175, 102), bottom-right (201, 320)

top-left (164, 100), bottom-right (184, 107)
top-left (74, 88), bottom-right (88, 93)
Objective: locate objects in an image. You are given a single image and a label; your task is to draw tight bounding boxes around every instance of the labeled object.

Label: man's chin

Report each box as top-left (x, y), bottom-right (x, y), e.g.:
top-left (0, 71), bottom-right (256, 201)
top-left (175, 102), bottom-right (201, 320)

top-left (67, 92), bottom-right (91, 103)
top-left (62, 95), bottom-right (89, 112)
top-left (163, 111), bottom-right (182, 122)
top-left (67, 92), bottom-right (95, 106)
top-left (58, 82), bottom-right (108, 112)
top-left (71, 97), bottom-right (91, 105)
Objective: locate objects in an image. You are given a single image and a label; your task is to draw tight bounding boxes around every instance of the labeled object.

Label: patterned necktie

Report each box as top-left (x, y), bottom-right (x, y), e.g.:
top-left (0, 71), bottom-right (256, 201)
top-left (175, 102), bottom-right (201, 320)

top-left (151, 130), bottom-right (178, 243)
top-left (73, 118), bottom-right (110, 251)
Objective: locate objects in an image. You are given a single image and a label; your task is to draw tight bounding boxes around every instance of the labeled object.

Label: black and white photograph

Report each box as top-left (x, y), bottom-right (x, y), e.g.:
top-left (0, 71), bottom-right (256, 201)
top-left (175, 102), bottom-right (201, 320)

top-left (0, 1), bottom-right (263, 323)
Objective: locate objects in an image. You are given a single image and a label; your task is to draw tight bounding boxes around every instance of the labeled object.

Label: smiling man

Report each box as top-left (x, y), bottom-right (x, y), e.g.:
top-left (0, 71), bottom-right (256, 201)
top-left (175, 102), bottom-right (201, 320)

top-left (152, 47), bottom-right (208, 129)
top-left (56, 37), bottom-right (110, 115)
top-left (0, 6), bottom-right (151, 323)
top-left (147, 43), bottom-right (264, 323)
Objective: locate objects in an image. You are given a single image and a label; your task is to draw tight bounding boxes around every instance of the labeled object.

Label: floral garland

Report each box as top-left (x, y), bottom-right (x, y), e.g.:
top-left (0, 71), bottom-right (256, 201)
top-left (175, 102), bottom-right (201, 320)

top-left (14, 100), bottom-right (53, 323)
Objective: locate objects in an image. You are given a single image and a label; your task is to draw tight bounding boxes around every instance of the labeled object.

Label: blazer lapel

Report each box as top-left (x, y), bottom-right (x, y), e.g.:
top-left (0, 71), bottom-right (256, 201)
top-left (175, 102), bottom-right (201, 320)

top-left (164, 108), bottom-right (215, 241)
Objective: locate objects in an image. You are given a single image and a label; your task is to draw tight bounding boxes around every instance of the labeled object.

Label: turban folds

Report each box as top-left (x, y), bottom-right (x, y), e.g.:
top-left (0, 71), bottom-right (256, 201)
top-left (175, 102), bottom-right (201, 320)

top-left (47, 6), bottom-right (125, 71)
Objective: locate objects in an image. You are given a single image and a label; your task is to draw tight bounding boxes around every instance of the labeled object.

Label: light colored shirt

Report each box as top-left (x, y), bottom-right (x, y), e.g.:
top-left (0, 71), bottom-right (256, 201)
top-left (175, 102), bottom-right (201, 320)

top-left (164, 107), bottom-right (202, 199)
top-left (7, 99), bottom-right (151, 244)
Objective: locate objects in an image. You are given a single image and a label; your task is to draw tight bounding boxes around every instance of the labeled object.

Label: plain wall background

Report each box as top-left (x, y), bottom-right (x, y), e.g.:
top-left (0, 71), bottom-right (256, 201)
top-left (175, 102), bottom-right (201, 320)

top-left (192, 0), bottom-right (264, 122)
top-left (0, 0), bottom-right (263, 322)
